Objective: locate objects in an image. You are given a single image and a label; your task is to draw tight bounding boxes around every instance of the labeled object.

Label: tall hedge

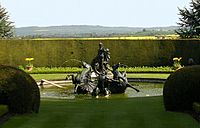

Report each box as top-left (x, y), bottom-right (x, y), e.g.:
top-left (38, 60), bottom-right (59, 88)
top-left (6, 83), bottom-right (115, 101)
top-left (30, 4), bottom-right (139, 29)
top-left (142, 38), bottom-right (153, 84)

top-left (0, 39), bottom-right (199, 67)
top-left (0, 65), bottom-right (40, 114)
top-left (163, 65), bottom-right (200, 111)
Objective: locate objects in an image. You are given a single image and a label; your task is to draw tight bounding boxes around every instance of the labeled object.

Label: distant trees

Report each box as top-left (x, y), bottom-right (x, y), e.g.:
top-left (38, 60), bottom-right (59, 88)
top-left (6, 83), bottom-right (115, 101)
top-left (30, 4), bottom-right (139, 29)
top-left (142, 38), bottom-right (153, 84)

top-left (176, 0), bottom-right (200, 38)
top-left (0, 5), bottom-right (14, 38)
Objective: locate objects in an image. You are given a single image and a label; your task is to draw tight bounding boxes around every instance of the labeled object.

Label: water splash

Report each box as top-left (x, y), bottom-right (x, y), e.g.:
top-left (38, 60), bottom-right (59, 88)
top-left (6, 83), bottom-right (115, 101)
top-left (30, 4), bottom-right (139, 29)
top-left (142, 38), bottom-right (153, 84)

top-left (61, 59), bottom-right (82, 66)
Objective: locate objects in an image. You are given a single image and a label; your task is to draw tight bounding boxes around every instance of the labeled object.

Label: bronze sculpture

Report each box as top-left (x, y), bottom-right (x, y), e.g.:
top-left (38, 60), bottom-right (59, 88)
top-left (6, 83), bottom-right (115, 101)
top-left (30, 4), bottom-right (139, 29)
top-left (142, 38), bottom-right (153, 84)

top-left (72, 43), bottom-right (139, 96)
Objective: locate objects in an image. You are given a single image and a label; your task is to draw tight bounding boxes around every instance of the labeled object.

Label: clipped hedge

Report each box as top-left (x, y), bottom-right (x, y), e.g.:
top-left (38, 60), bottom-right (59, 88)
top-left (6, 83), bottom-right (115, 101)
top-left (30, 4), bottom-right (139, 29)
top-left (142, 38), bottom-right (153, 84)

top-left (0, 65), bottom-right (40, 114)
top-left (0, 39), bottom-right (200, 67)
top-left (163, 65), bottom-right (200, 111)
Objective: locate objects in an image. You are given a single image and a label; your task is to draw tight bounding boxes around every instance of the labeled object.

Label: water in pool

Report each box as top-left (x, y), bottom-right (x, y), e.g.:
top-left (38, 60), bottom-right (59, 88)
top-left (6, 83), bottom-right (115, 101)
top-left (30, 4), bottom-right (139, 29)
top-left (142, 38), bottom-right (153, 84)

top-left (40, 82), bottom-right (164, 99)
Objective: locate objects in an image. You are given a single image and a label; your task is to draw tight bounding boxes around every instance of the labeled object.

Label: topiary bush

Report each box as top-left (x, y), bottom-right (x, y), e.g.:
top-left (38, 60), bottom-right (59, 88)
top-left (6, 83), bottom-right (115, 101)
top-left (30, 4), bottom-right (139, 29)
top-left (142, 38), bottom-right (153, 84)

top-left (0, 105), bottom-right (8, 116)
top-left (0, 65), bottom-right (40, 114)
top-left (163, 65), bottom-right (200, 111)
top-left (193, 102), bottom-right (200, 114)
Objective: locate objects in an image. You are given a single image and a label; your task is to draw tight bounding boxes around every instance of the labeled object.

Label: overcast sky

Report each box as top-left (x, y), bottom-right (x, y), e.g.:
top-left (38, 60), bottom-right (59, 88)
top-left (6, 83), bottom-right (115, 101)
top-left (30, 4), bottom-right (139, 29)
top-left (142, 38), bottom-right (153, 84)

top-left (1, 0), bottom-right (190, 27)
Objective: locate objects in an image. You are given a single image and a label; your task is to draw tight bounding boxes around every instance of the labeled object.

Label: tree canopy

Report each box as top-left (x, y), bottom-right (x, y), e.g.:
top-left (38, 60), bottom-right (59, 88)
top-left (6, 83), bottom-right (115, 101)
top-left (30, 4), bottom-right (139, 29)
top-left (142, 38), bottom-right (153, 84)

top-left (0, 5), bottom-right (14, 38)
top-left (176, 0), bottom-right (200, 38)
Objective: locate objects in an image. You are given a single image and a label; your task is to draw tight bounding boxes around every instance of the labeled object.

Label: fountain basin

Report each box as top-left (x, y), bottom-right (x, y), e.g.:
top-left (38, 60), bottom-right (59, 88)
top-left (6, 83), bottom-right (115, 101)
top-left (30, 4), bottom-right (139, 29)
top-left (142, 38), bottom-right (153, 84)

top-left (40, 82), bottom-right (163, 99)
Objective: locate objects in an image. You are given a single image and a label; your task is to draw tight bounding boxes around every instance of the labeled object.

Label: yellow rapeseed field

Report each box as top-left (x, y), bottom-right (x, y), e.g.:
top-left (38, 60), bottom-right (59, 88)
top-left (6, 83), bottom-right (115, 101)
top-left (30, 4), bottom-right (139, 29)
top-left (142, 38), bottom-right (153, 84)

top-left (32, 35), bottom-right (179, 40)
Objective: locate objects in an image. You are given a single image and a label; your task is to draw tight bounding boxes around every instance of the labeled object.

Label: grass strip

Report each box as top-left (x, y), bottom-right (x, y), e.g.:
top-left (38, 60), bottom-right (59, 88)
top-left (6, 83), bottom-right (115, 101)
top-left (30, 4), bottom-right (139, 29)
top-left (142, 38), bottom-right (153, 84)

top-left (23, 67), bottom-right (82, 74)
top-left (1, 97), bottom-right (199, 128)
top-left (21, 66), bottom-right (174, 74)
top-left (30, 73), bottom-right (170, 81)
top-left (127, 73), bottom-right (170, 79)
top-left (30, 74), bottom-right (68, 81)
top-left (118, 66), bottom-right (174, 73)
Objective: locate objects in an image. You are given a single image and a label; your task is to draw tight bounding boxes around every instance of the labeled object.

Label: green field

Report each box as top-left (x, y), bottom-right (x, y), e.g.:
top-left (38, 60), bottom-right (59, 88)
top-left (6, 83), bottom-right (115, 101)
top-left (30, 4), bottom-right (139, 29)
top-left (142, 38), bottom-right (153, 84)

top-left (1, 97), bottom-right (199, 128)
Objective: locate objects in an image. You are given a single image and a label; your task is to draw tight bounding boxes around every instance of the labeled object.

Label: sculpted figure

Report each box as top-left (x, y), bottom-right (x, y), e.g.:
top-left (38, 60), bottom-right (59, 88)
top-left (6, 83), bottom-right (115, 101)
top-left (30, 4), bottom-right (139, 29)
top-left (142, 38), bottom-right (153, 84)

top-left (91, 43), bottom-right (110, 75)
top-left (72, 61), bottom-right (95, 94)
top-left (72, 43), bottom-right (139, 96)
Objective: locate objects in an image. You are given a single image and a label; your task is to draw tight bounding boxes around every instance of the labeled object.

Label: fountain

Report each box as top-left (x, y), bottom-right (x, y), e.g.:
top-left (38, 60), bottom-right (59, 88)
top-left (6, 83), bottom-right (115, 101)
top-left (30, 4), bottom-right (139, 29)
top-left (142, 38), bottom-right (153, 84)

top-left (71, 43), bottom-right (139, 97)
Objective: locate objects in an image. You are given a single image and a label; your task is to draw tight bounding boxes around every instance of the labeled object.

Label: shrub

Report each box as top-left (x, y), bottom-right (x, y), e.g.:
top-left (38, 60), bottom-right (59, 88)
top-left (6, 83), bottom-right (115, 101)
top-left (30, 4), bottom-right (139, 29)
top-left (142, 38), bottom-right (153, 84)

top-left (163, 65), bottom-right (200, 111)
top-left (0, 65), bottom-right (40, 114)
top-left (172, 57), bottom-right (182, 70)
top-left (0, 105), bottom-right (8, 116)
top-left (193, 102), bottom-right (200, 113)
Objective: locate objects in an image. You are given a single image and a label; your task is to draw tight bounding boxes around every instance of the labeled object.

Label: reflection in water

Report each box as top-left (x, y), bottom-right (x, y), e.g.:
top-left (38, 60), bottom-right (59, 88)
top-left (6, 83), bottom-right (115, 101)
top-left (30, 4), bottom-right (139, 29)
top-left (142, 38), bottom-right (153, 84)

top-left (40, 82), bottom-right (164, 99)
top-left (126, 82), bottom-right (163, 98)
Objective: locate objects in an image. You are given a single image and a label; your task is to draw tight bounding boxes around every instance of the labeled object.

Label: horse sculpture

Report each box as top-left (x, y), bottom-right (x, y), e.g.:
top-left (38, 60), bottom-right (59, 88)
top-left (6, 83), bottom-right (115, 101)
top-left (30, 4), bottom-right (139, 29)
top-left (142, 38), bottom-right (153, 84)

top-left (71, 43), bottom-right (139, 96)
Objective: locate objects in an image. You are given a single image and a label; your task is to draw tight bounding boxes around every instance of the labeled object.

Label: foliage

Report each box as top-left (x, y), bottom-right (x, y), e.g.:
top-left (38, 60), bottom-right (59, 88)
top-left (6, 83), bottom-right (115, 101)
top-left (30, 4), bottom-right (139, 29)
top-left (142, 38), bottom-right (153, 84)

top-left (163, 65), bottom-right (200, 111)
top-left (118, 66), bottom-right (174, 73)
top-left (0, 39), bottom-right (200, 67)
top-left (15, 25), bottom-right (177, 38)
top-left (25, 57), bottom-right (34, 64)
top-left (0, 105), bottom-right (8, 116)
top-left (25, 58), bottom-right (34, 66)
top-left (193, 102), bottom-right (200, 113)
top-left (172, 57), bottom-right (182, 70)
top-left (24, 57), bottom-right (34, 71)
top-left (24, 67), bottom-right (82, 74)
top-left (0, 5), bottom-right (14, 38)
top-left (21, 66), bottom-right (174, 74)
top-left (1, 97), bottom-right (199, 128)
top-left (176, 0), bottom-right (200, 38)
top-left (0, 65), bottom-right (40, 114)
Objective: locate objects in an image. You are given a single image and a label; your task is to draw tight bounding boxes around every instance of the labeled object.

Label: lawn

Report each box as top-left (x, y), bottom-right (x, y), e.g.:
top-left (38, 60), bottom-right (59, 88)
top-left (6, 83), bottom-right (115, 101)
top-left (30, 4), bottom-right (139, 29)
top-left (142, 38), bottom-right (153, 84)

top-left (30, 73), bottom-right (68, 81)
top-left (1, 96), bottom-right (199, 128)
top-left (30, 73), bottom-right (170, 81)
top-left (126, 73), bottom-right (169, 79)
top-left (24, 66), bottom-right (174, 74)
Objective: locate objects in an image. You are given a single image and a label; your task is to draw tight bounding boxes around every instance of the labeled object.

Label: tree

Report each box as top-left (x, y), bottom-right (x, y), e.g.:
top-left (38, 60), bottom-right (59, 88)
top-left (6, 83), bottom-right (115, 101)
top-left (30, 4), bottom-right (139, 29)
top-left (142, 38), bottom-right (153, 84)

top-left (0, 5), bottom-right (14, 38)
top-left (176, 0), bottom-right (200, 38)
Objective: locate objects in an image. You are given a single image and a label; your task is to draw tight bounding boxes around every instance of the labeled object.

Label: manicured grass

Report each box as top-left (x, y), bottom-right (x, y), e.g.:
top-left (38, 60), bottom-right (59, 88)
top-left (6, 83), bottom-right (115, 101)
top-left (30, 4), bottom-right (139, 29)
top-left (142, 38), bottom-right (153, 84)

top-left (23, 66), bottom-right (174, 74)
top-left (31, 73), bottom-right (170, 81)
top-left (23, 67), bottom-right (82, 74)
top-left (30, 74), bottom-right (68, 81)
top-left (119, 66), bottom-right (174, 73)
top-left (1, 97), bottom-right (199, 128)
top-left (127, 73), bottom-right (170, 79)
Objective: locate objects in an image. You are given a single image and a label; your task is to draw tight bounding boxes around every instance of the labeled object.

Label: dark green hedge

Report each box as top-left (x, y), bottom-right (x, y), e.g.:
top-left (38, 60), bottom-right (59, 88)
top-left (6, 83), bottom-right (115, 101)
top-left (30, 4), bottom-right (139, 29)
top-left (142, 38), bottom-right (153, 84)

top-left (0, 105), bottom-right (8, 116)
top-left (193, 102), bottom-right (200, 113)
top-left (163, 65), bottom-right (200, 111)
top-left (0, 39), bottom-right (200, 67)
top-left (0, 65), bottom-right (40, 114)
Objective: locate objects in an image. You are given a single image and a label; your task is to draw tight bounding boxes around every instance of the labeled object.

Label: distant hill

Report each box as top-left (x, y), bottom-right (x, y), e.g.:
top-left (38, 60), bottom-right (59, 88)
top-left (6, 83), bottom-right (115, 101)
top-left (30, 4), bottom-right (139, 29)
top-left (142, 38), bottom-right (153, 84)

top-left (15, 25), bottom-right (179, 38)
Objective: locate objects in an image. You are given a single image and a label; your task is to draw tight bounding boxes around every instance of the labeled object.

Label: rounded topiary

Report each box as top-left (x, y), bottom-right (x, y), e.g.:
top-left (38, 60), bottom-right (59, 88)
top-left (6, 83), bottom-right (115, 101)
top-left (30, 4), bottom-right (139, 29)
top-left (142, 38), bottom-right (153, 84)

top-left (163, 65), bottom-right (200, 111)
top-left (0, 65), bottom-right (40, 114)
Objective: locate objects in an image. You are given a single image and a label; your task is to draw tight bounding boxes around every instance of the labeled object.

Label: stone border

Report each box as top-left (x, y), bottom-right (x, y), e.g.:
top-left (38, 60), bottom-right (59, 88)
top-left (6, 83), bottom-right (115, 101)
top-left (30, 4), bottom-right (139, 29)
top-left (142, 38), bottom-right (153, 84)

top-left (127, 78), bottom-right (166, 83)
